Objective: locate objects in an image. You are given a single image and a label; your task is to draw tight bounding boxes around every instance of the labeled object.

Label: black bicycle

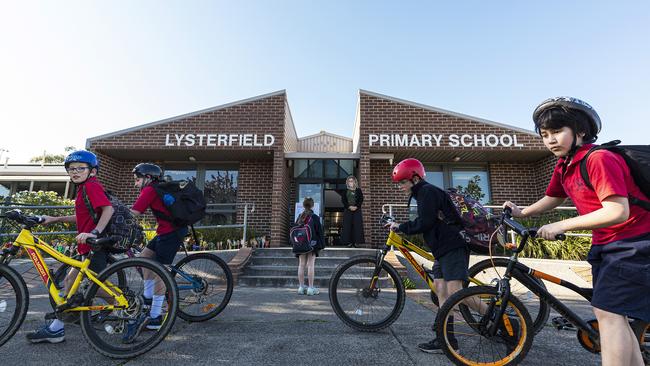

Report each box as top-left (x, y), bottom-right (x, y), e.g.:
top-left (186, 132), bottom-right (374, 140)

top-left (434, 207), bottom-right (650, 365)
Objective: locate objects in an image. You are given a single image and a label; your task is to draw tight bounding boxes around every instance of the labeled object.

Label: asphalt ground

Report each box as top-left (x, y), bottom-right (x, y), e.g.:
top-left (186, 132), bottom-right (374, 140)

top-left (1, 259), bottom-right (602, 365)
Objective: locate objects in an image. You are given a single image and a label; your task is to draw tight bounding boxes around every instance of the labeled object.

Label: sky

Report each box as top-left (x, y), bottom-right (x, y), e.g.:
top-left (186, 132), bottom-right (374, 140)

top-left (1, 1), bottom-right (648, 163)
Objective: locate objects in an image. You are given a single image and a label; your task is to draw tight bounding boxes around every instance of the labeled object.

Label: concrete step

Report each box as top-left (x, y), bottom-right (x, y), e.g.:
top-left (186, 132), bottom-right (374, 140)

top-left (251, 247), bottom-right (375, 258)
top-left (245, 265), bottom-right (339, 277)
top-left (248, 256), bottom-right (353, 266)
top-left (237, 275), bottom-right (332, 288)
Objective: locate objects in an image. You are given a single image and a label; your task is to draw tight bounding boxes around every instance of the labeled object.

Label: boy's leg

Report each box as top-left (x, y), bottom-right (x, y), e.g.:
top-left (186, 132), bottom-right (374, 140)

top-left (298, 254), bottom-right (306, 287)
top-left (307, 252), bottom-right (316, 288)
top-left (594, 308), bottom-right (644, 366)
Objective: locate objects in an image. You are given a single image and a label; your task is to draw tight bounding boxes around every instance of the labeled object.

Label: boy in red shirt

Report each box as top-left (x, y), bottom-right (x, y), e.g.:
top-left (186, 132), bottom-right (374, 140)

top-left (27, 150), bottom-right (114, 344)
top-left (125, 163), bottom-right (188, 342)
top-left (505, 97), bottom-right (650, 366)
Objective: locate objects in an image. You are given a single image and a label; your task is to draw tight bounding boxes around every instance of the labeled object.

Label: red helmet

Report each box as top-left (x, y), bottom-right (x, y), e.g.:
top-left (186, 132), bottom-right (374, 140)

top-left (392, 158), bottom-right (425, 182)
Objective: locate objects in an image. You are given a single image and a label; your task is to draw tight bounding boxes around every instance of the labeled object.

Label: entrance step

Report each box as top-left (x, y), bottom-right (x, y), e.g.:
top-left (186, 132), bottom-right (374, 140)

top-left (237, 247), bottom-right (376, 288)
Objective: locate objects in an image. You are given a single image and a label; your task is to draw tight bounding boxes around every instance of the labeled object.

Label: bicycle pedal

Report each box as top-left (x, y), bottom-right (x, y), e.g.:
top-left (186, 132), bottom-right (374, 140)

top-left (551, 316), bottom-right (576, 331)
top-left (44, 312), bottom-right (57, 320)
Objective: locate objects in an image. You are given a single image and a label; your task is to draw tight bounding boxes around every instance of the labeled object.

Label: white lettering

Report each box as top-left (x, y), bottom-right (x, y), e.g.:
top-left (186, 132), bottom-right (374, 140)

top-left (460, 134), bottom-right (473, 147)
top-left (369, 134), bottom-right (379, 146)
top-left (175, 134), bottom-right (184, 146)
top-left (185, 134), bottom-right (195, 146)
top-left (196, 134), bottom-right (206, 146)
top-left (217, 134), bottom-right (228, 146)
top-left (264, 134), bottom-right (275, 146)
top-left (165, 134), bottom-right (174, 146)
top-left (207, 134), bottom-right (216, 146)
top-left (449, 134), bottom-right (460, 147)
top-left (474, 134), bottom-right (485, 147)
top-left (409, 135), bottom-right (421, 147)
top-left (500, 134), bottom-right (513, 147)
top-left (432, 134), bottom-right (443, 147)
top-left (379, 134), bottom-right (390, 147)
top-left (513, 134), bottom-right (524, 147)
top-left (486, 134), bottom-right (499, 147)
top-left (228, 134), bottom-right (237, 145)
top-left (421, 134), bottom-right (432, 147)
top-left (253, 134), bottom-right (263, 146)
top-left (242, 134), bottom-right (253, 146)
top-left (395, 134), bottom-right (408, 147)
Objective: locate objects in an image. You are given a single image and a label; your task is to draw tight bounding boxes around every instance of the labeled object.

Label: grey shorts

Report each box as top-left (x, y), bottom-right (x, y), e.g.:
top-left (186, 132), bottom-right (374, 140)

top-left (432, 247), bottom-right (469, 281)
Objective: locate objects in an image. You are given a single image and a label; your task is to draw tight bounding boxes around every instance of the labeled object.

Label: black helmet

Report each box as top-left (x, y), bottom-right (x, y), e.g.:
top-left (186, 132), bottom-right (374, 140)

top-left (132, 163), bottom-right (163, 180)
top-left (533, 97), bottom-right (601, 143)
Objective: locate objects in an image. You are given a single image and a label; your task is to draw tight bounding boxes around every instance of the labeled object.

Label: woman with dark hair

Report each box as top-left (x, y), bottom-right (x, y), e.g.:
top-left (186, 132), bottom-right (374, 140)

top-left (341, 175), bottom-right (365, 248)
top-left (295, 197), bottom-right (324, 296)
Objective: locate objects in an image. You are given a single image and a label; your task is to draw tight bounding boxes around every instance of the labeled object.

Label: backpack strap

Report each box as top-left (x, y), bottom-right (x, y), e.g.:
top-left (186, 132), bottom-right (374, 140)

top-left (579, 140), bottom-right (650, 211)
top-left (82, 185), bottom-right (99, 225)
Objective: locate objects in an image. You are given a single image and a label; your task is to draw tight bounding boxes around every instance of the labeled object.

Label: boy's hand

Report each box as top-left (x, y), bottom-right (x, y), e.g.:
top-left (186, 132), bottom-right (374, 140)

top-left (503, 201), bottom-right (524, 217)
top-left (41, 215), bottom-right (57, 225)
top-left (384, 222), bottom-right (400, 232)
top-left (537, 222), bottom-right (565, 241)
top-left (76, 232), bottom-right (97, 244)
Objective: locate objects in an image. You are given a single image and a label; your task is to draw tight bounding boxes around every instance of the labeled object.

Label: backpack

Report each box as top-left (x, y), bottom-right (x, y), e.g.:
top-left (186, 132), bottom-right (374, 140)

top-left (152, 180), bottom-right (207, 227)
top-left (580, 140), bottom-right (650, 211)
top-left (441, 188), bottom-right (500, 254)
top-left (290, 215), bottom-right (315, 254)
top-left (82, 187), bottom-right (145, 253)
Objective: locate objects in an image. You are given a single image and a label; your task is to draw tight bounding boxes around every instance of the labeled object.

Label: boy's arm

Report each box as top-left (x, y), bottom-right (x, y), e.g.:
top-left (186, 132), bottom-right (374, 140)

top-left (538, 195), bottom-right (628, 240)
top-left (94, 205), bottom-right (115, 233)
top-left (519, 196), bottom-right (566, 217)
top-left (398, 189), bottom-right (436, 235)
top-left (43, 215), bottom-right (76, 225)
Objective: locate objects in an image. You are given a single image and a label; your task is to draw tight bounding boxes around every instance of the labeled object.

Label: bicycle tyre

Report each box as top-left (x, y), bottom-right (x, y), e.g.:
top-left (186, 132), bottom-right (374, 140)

top-left (435, 285), bottom-right (534, 366)
top-left (173, 252), bottom-right (233, 322)
top-left (79, 257), bottom-right (178, 359)
top-left (0, 264), bottom-right (28, 347)
top-left (329, 255), bottom-right (405, 332)
top-left (468, 258), bottom-right (550, 334)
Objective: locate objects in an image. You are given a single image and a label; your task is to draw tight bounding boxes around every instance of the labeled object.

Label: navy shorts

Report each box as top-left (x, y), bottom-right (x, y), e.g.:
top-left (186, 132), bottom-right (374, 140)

top-left (432, 247), bottom-right (469, 281)
top-left (146, 227), bottom-right (188, 265)
top-left (587, 233), bottom-right (650, 323)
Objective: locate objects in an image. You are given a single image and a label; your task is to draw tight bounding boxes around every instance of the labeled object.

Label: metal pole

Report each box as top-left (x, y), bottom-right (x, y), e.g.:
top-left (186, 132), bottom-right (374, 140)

top-left (243, 203), bottom-right (248, 244)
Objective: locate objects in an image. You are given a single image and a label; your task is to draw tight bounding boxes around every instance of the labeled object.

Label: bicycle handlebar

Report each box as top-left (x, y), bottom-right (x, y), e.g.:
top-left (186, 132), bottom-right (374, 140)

top-left (501, 207), bottom-right (565, 253)
top-left (1, 210), bottom-right (45, 227)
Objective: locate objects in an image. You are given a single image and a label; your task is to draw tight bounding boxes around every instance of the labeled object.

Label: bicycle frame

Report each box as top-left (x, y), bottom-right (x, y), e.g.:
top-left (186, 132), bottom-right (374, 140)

top-left (123, 245), bottom-right (202, 292)
top-left (10, 228), bottom-right (129, 312)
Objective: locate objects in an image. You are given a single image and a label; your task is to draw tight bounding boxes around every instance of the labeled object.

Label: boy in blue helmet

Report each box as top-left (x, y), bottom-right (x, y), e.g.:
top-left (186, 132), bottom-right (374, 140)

top-left (26, 150), bottom-right (113, 344)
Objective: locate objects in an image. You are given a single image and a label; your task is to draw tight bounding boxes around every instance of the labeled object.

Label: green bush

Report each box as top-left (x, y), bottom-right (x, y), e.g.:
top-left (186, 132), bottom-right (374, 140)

top-left (403, 277), bottom-right (417, 290)
top-left (2, 191), bottom-right (76, 243)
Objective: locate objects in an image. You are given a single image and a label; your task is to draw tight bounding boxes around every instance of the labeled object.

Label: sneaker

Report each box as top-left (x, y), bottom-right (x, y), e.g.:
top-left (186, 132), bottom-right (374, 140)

top-left (306, 287), bottom-right (320, 296)
top-left (26, 324), bottom-right (65, 344)
top-left (145, 315), bottom-right (163, 330)
top-left (297, 286), bottom-right (306, 295)
top-left (122, 313), bottom-right (150, 344)
top-left (417, 338), bottom-right (458, 354)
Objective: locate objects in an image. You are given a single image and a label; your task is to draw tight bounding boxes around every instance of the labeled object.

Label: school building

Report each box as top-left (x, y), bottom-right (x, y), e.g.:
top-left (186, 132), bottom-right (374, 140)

top-left (78, 90), bottom-right (554, 247)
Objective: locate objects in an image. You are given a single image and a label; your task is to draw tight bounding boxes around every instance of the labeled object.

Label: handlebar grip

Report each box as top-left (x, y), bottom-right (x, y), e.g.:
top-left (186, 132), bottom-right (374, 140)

top-left (502, 206), bottom-right (512, 215)
top-left (555, 234), bottom-right (566, 241)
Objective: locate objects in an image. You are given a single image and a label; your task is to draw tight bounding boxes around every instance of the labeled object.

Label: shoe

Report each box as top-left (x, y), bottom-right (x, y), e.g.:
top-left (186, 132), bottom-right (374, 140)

top-left (122, 313), bottom-right (150, 344)
top-left (306, 287), bottom-right (320, 296)
top-left (145, 315), bottom-right (163, 330)
top-left (347, 243), bottom-right (356, 248)
top-left (417, 338), bottom-right (458, 354)
top-left (26, 324), bottom-right (65, 344)
top-left (297, 286), bottom-right (306, 295)
top-left (498, 316), bottom-right (520, 353)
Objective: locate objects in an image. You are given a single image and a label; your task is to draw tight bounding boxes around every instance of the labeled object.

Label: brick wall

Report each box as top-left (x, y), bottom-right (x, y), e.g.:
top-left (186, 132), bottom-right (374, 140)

top-left (236, 160), bottom-right (273, 239)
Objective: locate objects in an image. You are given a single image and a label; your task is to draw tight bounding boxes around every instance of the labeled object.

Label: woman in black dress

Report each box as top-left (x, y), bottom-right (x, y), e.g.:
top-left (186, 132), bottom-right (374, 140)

top-left (341, 175), bottom-right (365, 248)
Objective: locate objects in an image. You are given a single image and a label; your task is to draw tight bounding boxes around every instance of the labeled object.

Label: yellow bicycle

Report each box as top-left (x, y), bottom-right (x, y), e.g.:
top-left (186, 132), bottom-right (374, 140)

top-left (0, 210), bottom-right (178, 358)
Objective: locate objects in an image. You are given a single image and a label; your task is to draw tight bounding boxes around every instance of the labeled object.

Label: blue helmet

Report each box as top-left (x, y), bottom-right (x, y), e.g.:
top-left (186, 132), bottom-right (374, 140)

top-left (64, 150), bottom-right (99, 170)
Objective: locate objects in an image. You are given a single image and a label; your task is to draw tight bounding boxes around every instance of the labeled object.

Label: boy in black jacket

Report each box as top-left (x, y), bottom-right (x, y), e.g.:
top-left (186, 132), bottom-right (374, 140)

top-left (385, 158), bottom-right (469, 354)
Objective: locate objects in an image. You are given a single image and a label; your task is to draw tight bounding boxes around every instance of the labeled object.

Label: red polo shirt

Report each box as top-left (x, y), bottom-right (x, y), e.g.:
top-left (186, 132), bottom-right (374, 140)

top-left (74, 177), bottom-right (112, 254)
top-left (132, 185), bottom-right (176, 235)
top-left (545, 144), bottom-right (650, 245)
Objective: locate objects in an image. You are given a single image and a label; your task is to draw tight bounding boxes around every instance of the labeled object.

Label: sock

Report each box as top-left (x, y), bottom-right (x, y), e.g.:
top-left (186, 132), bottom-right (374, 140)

top-left (144, 280), bottom-right (155, 299)
top-left (48, 319), bottom-right (64, 332)
top-left (150, 295), bottom-right (165, 318)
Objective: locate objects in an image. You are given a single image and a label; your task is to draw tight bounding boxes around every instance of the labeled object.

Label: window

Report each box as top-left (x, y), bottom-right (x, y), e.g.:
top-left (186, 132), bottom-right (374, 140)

top-left (0, 183), bottom-right (10, 199)
top-left (164, 169), bottom-right (197, 183)
top-left (294, 159), bottom-right (356, 179)
top-left (424, 166), bottom-right (444, 188)
top-left (204, 170), bottom-right (238, 204)
top-left (451, 170), bottom-right (491, 204)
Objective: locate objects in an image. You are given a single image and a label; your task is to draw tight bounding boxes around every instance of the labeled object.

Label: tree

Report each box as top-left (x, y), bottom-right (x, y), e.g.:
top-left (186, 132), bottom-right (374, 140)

top-left (456, 175), bottom-right (485, 202)
top-left (29, 146), bottom-right (76, 164)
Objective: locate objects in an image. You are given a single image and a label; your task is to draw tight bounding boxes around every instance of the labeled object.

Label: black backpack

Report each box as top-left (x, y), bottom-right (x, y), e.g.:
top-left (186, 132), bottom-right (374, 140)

top-left (440, 187), bottom-right (501, 254)
top-left (152, 180), bottom-right (207, 227)
top-left (82, 187), bottom-right (145, 253)
top-left (580, 140), bottom-right (650, 211)
top-left (290, 214), bottom-right (315, 254)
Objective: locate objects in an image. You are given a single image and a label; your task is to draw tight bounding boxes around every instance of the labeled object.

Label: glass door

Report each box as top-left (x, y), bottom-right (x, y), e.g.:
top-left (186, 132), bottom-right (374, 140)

top-left (296, 183), bottom-right (323, 221)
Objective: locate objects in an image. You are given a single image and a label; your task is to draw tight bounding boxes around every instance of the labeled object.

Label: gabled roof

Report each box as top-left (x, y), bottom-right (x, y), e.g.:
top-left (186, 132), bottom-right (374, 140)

top-left (86, 90), bottom-right (287, 147)
top-left (299, 130), bottom-right (352, 141)
top-left (359, 89), bottom-right (538, 137)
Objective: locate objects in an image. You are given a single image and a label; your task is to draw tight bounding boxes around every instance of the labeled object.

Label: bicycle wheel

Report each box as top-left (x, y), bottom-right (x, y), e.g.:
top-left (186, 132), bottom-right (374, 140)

top-left (435, 285), bottom-right (534, 366)
top-left (0, 264), bottom-right (28, 347)
top-left (468, 258), bottom-right (550, 334)
top-left (79, 258), bottom-right (178, 359)
top-left (173, 252), bottom-right (233, 322)
top-left (329, 255), bottom-right (405, 332)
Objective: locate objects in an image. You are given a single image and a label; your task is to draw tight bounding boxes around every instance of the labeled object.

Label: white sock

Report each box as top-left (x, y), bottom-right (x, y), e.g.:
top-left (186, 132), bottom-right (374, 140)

top-left (48, 319), bottom-right (64, 332)
top-left (144, 280), bottom-right (155, 299)
top-left (150, 295), bottom-right (165, 318)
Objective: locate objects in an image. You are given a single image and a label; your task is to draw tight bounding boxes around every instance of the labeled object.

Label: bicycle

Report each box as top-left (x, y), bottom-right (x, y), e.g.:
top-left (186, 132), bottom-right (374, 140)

top-left (0, 210), bottom-right (179, 358)
top-left (328, 214), bottom-right (548, 332)
top-left (434, 207), bottom-right (650, 365)
top-left (50, 230), bottom-right (234, 323)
